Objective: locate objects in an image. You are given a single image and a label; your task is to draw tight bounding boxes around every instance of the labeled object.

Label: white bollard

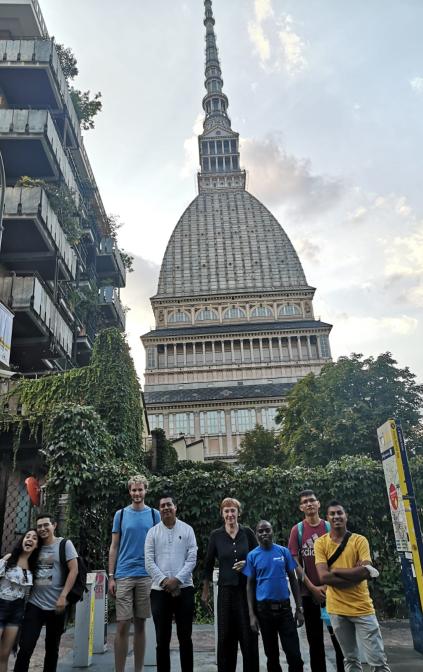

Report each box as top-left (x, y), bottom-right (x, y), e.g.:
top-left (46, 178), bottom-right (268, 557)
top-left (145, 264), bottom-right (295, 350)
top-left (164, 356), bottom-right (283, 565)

top-left (93, 571), bottom-right (108, 654)
top-left (213, 569), bottom-right (219, 663)
top-left (144, 616), bottom-right (157, 667)
top-left (73, 573), bottom-right (96, 667)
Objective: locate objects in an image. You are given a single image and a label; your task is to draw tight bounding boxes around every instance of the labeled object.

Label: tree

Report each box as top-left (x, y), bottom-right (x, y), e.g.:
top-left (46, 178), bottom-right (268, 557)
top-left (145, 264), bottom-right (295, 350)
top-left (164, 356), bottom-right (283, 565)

top-left (237, 424), bottom-right (286, 469)
top-left (56, 42), bottom-right (102, 130)
top-left (276, 352), bottom-right (423, 466)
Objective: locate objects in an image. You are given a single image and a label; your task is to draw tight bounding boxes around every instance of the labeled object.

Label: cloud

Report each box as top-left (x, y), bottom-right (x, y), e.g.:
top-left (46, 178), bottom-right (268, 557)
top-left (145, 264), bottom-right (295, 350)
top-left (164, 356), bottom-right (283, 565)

top-left (180, 113), bottom-right (203, 178)
top-left (295, 239), bottom-right (321, 264)
top-left (121, 255), bottom-right (159, 382)
top-left (241, 134), bottom-right (343, 214)
top-left (410, 76), bottom-right (423, 94)
top-left (248, 20), bottom-right (271, 64)
top-left (248, 2), bottom-right (307, 75)
top-left (278, 15), bottom-right (307, 75)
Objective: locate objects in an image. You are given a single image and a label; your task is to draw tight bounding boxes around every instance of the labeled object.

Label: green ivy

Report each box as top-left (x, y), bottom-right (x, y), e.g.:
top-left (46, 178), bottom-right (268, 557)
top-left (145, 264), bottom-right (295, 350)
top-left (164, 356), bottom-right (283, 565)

top-left (0, 328), bottom-right (145, 566)
top-left (146, 455), bottom-right (423, 618)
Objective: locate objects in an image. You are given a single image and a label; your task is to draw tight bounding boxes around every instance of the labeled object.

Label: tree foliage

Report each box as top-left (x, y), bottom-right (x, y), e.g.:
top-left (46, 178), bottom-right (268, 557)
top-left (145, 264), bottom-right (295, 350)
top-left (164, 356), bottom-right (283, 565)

top-left (276, 353), bottom-right (423, 466)
top-left (56, 42), bottom-right (102, 130)
top-left (237, 424), bottom-right (286, 469)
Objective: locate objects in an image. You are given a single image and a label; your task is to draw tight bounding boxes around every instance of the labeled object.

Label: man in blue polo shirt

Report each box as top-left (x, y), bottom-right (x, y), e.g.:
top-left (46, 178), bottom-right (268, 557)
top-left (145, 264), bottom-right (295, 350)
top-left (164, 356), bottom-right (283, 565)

top-left (244, 520), bottom-right (304, 672)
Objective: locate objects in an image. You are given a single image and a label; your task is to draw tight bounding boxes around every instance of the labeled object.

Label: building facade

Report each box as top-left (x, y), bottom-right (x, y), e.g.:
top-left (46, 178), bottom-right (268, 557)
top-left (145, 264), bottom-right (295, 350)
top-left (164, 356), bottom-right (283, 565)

top-left (0, 0), bottom-right (127, 552)
top-left (0, 0), bottom-right (125, 375)
top-left (143, 0), bottom-right (332, 460)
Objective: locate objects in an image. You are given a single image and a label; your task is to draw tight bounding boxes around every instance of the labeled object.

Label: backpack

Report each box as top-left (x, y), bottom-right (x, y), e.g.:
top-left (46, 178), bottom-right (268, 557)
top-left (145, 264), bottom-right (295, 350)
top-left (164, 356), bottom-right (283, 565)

top-left (59, 539), bottom-right (88, 605)
top-left (297, 519), bottom-right (330, 550)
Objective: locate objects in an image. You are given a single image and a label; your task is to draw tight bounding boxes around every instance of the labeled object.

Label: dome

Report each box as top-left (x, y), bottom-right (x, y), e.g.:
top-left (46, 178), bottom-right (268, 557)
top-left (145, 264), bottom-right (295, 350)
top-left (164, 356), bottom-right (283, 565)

top-left (156, 190), bottom-right (309, 298)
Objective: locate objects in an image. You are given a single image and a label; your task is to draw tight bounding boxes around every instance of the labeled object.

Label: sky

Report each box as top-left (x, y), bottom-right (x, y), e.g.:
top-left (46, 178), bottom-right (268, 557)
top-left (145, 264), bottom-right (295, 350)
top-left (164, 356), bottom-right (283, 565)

top-left (39, 0), bottom-right (423, 383)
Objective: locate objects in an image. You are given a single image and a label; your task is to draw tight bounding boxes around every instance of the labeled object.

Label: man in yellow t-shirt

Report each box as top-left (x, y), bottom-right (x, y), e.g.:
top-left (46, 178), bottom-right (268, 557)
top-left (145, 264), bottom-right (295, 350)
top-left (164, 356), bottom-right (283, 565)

top-left (314, 500), bottom-right (391, 672)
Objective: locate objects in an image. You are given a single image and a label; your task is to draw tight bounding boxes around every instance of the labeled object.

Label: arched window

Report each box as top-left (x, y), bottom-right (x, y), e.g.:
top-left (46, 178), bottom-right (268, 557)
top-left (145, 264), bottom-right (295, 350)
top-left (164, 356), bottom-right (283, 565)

top-left (196, 308), bottom-right (218, 321)
top-left (279, 304), bottom-right (301, 317)
top-left (223, 307), bottom-right (246, 320)
top-left (168, 311), bottom-right (190, 324)
top-left (250, 305), bottom-right (273, 318)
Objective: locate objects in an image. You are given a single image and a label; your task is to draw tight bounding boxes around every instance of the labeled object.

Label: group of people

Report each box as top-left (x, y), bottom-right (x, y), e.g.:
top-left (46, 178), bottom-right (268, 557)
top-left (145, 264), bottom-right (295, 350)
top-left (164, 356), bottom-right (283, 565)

top-left (0, 512), bottom-right (78, 672)
top-left (107, 475), bottom-right (392, 672)
top-left (0, 474), bottom-right (392, 672)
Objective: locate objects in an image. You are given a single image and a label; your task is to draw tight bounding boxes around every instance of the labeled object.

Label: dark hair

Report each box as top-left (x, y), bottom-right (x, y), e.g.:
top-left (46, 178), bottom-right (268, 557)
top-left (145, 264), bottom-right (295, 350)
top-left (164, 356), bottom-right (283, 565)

top-left (6, 529), bottom-right (40, 574)
top-left (36, 512), bottom-right (56, 524)
top-left (158, 494), bottom-right (176, 506)
top-left (299, 489), bottom-right (317, 502)
top-left (327, 499), bottom-right (345, 513)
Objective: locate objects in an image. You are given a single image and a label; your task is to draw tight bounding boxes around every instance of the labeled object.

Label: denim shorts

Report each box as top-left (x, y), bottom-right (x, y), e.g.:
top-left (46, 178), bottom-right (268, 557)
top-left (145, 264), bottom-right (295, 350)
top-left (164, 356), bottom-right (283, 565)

top-left (0, 597), bottom-right (26, 627)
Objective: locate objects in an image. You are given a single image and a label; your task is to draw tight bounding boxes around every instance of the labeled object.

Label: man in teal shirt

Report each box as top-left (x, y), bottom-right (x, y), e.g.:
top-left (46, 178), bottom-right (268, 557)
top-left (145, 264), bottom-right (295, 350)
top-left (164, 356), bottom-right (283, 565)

top-left (108, 475), bottom-right (159, 672)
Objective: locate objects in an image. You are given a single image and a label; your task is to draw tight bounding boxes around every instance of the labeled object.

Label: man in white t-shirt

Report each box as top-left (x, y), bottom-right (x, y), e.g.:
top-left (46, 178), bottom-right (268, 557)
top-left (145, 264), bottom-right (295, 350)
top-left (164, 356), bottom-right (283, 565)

top-left (14, 513), bottom-right (78, 672)
top-left (145, 495), bottom-right (197, 672)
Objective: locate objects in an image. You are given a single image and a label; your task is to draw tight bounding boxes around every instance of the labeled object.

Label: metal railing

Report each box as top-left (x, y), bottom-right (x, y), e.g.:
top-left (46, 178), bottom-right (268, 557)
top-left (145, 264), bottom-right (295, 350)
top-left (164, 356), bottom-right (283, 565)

top-left (0, 274), bottom-right (73, 357)
top-left (99, 286), bottom-right (125, 329)
top-left (0, 109), bottom-right (81, 207)
top-left (4, 186), bottom-right (77, 279)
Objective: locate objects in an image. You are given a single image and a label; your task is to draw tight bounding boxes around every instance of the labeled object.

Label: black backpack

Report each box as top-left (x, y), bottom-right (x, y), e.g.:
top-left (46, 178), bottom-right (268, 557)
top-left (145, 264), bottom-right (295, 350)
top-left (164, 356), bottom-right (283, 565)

top-left (59, 539), bottom-right (88, 605)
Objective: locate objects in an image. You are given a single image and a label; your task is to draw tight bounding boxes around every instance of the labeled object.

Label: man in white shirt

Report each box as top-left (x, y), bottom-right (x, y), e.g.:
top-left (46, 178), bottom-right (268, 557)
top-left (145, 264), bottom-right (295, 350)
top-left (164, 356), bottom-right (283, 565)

top-left (145, 495), bottom-right (197, 672)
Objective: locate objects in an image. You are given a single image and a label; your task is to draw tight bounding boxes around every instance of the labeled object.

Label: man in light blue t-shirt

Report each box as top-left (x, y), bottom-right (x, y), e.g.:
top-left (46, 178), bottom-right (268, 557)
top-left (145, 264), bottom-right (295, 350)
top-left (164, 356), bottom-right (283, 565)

top-left (244, 520), bottom-right (304, 672)
top-left (108, 474), bottom-right (159, 672)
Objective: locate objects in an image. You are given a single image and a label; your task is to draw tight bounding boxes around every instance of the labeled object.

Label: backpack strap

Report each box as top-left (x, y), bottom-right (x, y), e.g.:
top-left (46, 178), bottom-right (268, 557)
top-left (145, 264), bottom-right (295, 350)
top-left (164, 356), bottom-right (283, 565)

top-left (327, 531), bottom-right (352, 568)
top-left (59, 538), bottom-right (69, 581)
top-left (297, 521), bottom-right (304, 550)
top-left (119, 508), bottom-right (124, 534)
top-left (151, 508), bottom-right (159, 526)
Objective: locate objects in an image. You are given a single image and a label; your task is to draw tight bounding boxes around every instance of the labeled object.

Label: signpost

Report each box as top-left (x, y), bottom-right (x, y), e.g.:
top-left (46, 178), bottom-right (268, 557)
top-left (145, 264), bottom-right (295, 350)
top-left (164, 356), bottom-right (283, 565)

top-left (377, 418), bottom-right (423, 653)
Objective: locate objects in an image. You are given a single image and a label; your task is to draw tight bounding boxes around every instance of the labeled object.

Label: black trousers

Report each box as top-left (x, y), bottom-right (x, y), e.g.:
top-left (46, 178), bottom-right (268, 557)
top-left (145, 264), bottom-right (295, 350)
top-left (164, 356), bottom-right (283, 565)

top-left (302, 596), bottom-right (344, 672)
top-left (150, 587), bottom-right (195, 672)
top-left (14, 602), bottom-right (67, 672)
top-left (257, 600), bottom-right (303, 672)
top-left (217, 585), bottom-right (259, 672)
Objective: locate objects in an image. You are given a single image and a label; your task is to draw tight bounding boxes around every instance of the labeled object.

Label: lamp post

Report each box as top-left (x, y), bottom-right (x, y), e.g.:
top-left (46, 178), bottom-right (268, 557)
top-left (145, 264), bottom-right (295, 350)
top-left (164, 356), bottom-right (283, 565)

top-left (0, 150), bottom-right (5, 252)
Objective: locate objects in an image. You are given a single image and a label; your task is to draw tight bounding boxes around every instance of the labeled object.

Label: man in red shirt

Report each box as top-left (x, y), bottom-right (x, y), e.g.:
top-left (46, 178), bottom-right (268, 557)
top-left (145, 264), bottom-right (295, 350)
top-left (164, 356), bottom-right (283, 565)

top-left (288, 490), bottom-right (344, 672)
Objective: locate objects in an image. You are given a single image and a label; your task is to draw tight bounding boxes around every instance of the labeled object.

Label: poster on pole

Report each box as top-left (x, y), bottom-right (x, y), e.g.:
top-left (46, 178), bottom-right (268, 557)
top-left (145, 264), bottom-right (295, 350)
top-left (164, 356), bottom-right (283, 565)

top-left (0, 302), bottom-right (14, 366)
top-left (377, 419), bottom-right (423, 653)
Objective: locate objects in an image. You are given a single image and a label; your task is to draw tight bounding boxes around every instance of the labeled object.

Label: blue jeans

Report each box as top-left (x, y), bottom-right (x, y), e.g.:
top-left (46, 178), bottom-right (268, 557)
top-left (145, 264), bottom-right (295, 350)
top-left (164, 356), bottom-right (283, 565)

top-left (329, 614), bottom-right (391, 672)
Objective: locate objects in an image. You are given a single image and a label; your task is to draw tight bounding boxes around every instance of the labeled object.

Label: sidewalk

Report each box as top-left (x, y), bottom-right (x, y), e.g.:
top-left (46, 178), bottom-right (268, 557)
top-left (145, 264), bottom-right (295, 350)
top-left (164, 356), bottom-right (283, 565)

top-left (20, 619), bottom-right (422, 671)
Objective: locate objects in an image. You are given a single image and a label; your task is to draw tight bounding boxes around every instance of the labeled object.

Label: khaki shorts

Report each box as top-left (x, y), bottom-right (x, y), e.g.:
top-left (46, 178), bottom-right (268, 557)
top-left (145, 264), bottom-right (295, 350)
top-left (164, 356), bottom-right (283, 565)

top-left (115, 577), bottom-right (152, 621)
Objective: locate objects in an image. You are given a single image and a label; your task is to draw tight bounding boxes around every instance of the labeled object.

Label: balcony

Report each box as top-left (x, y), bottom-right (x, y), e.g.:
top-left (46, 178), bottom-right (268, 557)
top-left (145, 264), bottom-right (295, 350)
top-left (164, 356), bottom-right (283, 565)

top-left (2, 186), bottom-right (77, 281)
top-left (0, 1), bottom-right (48, 40)
top-left (0, 109), bottom-right (80, 203)
top-left (96, 237), bottom-right (126, 288)
top-left (0, 38), bottom-right (81, 146)
top-left (0, 274), bottom-right (74, 368)
top-left (98, 286), bottom-right (125, 331)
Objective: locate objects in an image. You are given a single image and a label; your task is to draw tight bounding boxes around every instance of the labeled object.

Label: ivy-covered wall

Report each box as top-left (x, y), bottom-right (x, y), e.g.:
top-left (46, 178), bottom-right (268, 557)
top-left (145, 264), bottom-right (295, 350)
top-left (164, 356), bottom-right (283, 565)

top-left (0, 328), bottom-right (144, 564)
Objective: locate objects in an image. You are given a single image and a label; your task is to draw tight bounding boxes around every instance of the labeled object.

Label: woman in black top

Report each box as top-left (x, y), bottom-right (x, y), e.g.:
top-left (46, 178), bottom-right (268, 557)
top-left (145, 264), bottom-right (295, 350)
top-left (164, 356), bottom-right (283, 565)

top-left (201, 497), bottom-right (259, 672)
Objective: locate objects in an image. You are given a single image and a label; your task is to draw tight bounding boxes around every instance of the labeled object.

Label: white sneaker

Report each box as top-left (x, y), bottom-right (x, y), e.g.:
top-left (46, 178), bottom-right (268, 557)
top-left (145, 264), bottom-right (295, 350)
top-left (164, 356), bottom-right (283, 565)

top-left (365, 565), bottom-right (379, 579)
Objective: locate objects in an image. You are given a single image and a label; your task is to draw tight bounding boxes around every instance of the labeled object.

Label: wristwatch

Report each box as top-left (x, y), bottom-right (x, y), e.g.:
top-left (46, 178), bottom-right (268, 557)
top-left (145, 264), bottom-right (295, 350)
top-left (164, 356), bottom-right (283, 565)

top-left (296, 606), bottom-right (304, 613)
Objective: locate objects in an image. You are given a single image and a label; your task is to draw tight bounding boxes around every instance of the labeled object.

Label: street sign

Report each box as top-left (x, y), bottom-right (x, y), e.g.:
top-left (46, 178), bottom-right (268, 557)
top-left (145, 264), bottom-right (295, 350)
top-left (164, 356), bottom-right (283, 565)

top-left (377, 419), bottom-right (423, 654)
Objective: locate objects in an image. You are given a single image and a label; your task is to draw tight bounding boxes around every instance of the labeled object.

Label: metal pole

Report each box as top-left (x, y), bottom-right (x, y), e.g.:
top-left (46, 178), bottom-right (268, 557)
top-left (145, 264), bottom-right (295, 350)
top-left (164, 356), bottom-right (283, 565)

top-left (0, 150), bottom-right (5, 252)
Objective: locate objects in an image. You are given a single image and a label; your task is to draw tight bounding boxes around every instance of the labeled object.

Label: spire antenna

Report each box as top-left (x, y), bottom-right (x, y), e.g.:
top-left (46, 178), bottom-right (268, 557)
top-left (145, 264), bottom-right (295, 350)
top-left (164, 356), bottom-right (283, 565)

top-left (198, 0), bottom-right (246, 192)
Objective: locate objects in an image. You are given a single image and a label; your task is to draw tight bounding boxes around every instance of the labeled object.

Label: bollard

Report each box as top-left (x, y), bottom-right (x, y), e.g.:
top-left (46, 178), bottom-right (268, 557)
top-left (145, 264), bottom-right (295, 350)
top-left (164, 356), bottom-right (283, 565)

top-left (73, 573), bottom-right (96, 667)
top-left (93, 571), bottom-right (108, 654)
top-left (144, 616), bottom-right (157, 667)
top-left (213, 568), bottom-right (219, 663)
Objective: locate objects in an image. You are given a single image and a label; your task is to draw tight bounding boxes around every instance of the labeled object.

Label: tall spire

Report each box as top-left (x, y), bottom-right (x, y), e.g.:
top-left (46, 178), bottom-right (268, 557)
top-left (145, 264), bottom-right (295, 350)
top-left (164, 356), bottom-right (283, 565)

top-left (198, 0), bottom-right (246, 193)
